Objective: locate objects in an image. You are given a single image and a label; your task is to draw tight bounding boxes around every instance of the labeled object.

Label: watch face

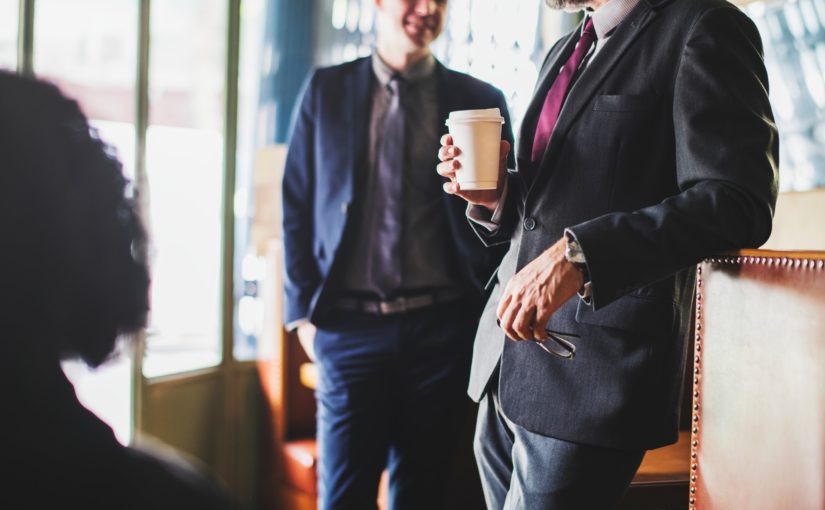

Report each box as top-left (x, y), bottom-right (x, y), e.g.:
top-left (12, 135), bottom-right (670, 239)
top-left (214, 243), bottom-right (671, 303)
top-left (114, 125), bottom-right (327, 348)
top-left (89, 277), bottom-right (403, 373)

top-left (564, 235), bottom-right (587, 265)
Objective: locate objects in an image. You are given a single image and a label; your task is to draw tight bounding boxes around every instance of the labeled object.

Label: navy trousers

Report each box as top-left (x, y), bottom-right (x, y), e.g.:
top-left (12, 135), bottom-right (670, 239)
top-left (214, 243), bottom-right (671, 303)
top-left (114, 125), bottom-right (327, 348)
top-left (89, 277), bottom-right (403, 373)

top-left (313, 302), bottom-right (477, 510)
top-left (474, 379), bottom-right (646, 509)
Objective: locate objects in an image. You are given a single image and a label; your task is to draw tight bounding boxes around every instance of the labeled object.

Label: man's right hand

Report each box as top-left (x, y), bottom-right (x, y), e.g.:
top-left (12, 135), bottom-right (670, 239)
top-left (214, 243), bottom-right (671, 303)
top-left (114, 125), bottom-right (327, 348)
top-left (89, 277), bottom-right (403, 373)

top-left (296, 322), bottom-right (317, 362)
top-left (437, 134), bottom-right (510, 213)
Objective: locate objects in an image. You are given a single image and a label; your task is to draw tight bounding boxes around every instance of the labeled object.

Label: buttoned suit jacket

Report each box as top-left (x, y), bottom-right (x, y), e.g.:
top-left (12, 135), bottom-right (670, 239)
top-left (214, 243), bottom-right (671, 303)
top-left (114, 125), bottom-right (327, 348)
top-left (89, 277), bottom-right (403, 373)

top-left (468, 0), bottom-right (779, 450)
top-left (282, 56), bottom-right (515, 326)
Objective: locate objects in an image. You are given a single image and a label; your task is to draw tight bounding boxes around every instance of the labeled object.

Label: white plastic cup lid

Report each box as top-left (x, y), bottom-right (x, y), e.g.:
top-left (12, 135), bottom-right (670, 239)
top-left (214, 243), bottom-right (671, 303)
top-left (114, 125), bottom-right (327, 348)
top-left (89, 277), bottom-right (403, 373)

top-left (445, 108), bottom-right (505, 125)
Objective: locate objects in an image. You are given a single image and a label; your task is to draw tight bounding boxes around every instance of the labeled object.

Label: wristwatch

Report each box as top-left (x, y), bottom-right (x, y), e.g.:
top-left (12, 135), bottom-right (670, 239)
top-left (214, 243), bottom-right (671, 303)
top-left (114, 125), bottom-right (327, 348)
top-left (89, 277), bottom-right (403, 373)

top-left (564, 230), bottom-right (592, 300)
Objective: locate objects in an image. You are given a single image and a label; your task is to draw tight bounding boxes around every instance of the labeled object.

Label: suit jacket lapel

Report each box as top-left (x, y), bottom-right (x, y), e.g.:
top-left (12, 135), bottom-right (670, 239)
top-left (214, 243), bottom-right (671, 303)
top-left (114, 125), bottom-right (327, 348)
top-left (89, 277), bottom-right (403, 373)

top-left (528, 1), bottom-right (658, 196)
top-left (435, 61), bottom-right (450, 137)
top-left (516, 29), bottom-right (580, 165)
top-left (348, 57), bottom-right (373, 202)
top-left (435, 62), bottom-right (469, 218)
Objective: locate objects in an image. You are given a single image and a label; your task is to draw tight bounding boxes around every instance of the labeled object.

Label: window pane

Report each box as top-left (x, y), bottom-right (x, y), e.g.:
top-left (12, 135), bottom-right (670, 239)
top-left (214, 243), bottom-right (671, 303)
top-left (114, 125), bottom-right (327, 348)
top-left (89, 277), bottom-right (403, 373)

top-left (745, 0), bottom-right (825, 192)
top-left (34, 0), bottom-right (139, 444)
top-left (232, 0), bottom-right (315, 361)
top-left (0, 0), bottom-right (17, 70)
top-left (233, 0), bottom-right (270, 361)
top-left (142, 0), bottom-right (226, 377)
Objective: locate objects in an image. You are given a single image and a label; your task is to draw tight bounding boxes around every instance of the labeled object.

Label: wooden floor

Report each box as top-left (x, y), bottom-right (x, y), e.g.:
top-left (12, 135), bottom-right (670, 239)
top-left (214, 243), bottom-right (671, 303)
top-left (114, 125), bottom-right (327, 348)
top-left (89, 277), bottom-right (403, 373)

top-left (620, 430), bottom-right (691, 510)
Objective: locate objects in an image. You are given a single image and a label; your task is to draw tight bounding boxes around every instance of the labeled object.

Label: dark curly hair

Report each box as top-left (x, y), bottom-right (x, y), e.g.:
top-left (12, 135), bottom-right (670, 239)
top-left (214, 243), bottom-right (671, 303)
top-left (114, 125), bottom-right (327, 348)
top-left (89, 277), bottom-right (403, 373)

top-left (0, 71), bottom-right (150, 367)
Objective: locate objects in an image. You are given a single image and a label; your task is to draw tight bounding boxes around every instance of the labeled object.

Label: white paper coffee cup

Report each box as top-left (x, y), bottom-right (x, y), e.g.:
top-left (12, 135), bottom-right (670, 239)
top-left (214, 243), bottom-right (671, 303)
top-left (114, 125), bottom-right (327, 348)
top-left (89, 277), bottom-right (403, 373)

top-left (445, 108), bottom-right (505, 190)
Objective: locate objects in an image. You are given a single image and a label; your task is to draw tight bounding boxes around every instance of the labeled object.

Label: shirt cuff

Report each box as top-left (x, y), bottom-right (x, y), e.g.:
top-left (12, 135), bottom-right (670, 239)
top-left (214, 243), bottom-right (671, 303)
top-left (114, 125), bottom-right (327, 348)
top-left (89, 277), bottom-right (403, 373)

top-left (466, 179), bottom-right (509, 232)
top-left (579, 281), bottom-right (592, 303)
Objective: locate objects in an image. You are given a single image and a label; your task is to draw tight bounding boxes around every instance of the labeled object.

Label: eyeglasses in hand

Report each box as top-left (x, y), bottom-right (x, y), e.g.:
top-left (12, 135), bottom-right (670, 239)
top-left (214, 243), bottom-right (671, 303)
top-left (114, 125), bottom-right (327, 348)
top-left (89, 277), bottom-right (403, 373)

top-left (534, 330), bottom-right (577, 360)
top-left (497, 319), bottom-right (578, 360)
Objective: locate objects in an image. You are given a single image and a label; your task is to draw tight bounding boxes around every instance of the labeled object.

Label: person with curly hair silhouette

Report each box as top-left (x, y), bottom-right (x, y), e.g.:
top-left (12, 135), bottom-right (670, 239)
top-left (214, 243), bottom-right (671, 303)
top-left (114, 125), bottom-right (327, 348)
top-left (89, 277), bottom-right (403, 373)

top-left (0, 70), bottom-right (234, 510)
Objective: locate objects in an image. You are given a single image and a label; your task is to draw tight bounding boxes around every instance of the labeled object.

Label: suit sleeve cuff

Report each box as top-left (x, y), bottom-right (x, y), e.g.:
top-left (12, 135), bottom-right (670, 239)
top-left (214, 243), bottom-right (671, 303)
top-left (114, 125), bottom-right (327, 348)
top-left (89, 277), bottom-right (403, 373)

top-left (466, 179), bottom-right (509, 232)
top-left (286, 318), bottom-right (310, 332)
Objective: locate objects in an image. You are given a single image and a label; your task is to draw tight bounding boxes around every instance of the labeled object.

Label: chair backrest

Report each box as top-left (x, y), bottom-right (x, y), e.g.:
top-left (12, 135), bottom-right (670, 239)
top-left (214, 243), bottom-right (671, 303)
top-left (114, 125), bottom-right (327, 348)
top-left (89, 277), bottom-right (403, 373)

top-left (691, 250), bottom-right (825, 510)
top-left (254, 143), bottom-right (316, 442)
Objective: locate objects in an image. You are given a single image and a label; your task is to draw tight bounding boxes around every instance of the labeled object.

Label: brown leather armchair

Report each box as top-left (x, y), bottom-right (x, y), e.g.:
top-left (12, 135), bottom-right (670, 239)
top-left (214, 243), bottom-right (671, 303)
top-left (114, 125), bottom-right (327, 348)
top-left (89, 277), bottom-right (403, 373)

top-left (690, 250), bottom-right (825, 510)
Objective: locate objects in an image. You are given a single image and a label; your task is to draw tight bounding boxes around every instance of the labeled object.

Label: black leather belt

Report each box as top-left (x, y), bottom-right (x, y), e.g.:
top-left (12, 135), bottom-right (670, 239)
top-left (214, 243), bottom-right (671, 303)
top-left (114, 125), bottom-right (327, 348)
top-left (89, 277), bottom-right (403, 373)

top-left (334, 288), bottom-right (465, 315)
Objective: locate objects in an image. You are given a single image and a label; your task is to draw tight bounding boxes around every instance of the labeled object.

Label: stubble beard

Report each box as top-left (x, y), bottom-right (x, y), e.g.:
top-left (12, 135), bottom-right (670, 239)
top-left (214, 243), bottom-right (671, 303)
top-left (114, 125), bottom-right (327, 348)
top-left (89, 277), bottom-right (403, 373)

top-left (544, 0), bottom-right (591, 10)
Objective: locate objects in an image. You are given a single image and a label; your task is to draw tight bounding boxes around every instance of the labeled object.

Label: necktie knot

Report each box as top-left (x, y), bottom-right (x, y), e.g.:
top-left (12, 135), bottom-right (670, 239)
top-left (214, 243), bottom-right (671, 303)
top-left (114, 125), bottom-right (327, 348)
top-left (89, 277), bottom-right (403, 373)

top-left (387, 74), bottom-right (404, 96)
top-left (582, 18), bottom-right (597, 41)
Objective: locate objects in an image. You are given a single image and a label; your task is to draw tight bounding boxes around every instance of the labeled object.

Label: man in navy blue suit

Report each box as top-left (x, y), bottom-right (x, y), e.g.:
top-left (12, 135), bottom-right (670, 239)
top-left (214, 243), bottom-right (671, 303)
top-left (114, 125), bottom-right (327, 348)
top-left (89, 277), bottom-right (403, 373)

top-left (282, 0), bottom-right (514, 508)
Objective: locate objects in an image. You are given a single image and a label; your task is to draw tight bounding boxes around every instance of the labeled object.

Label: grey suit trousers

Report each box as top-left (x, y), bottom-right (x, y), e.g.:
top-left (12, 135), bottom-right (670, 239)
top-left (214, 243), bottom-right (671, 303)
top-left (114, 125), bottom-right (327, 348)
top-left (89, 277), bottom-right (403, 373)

top-left (474, 377), bottom-right (645, 510)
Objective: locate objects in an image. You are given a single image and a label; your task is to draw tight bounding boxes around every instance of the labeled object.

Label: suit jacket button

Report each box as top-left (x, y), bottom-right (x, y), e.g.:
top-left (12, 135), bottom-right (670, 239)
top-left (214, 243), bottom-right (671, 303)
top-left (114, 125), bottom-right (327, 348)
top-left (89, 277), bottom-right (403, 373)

top-left (341, 202), bottom-right (348, 214)
top-left (523, 217), bottom-right (536, 231)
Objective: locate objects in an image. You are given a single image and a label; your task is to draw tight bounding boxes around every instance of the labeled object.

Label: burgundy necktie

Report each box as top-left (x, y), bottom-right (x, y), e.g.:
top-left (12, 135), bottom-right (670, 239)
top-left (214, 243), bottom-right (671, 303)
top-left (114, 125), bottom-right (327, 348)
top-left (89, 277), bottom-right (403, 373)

top-left (531, 19), bottom-right (597, 164)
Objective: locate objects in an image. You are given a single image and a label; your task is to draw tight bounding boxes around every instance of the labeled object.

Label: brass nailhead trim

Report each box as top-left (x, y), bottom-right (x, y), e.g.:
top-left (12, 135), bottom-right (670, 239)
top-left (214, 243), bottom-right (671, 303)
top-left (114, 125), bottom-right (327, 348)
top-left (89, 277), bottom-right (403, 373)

top-left (691, 263), bottom-right (703, 505)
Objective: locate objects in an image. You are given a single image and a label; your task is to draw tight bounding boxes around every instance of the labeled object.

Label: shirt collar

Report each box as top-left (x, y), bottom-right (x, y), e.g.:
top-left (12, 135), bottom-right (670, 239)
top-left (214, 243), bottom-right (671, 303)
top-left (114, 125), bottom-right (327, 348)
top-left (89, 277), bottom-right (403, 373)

top-left (587, 0), bottom-right (641, 40)
top-left (372, 52), bottom-right (437, 86)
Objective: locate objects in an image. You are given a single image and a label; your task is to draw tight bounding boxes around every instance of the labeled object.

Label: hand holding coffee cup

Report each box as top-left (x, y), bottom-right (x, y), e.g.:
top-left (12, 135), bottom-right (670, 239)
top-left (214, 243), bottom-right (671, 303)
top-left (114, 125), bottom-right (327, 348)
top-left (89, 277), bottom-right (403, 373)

top-left (437, 108), bottom-right (509, 212)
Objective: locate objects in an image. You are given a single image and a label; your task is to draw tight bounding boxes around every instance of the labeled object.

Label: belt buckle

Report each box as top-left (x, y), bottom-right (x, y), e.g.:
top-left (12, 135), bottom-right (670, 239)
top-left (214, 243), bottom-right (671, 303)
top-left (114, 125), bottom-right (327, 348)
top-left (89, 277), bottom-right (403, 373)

top-left (379, 296), bottom-right (407, 314)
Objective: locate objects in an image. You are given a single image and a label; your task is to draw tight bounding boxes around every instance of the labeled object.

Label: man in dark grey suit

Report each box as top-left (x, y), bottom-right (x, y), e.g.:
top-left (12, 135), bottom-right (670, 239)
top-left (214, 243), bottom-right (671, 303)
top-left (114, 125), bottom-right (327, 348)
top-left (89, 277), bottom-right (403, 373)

top-left (438, 0), bottom-right (778, 507)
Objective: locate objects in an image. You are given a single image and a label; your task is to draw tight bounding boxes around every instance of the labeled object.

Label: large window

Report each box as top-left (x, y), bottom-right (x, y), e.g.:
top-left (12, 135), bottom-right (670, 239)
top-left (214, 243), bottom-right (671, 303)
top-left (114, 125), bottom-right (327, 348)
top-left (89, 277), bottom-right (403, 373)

top-left (745, 0), bottom-right (825, 191)
top-left (0, 0), bottom-right (19, 70)
top-left (141, 0), bottom-right (228, 377)
top-left (34, 0), bottom-right (138, 177)
top-left (33, 0), bottom-right (139, 444)
top-left (233, 0), bottom-right (271, 361)
top-left (12, 0), bottom-right (242, 440)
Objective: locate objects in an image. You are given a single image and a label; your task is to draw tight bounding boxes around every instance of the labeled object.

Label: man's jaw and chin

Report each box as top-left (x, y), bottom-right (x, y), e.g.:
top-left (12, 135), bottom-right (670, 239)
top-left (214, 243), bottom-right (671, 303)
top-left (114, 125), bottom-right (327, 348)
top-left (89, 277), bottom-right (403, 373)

top-left (545, 0), bottom-right (596, 11)
top-left (403, 17), bottom-right (440, 49)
